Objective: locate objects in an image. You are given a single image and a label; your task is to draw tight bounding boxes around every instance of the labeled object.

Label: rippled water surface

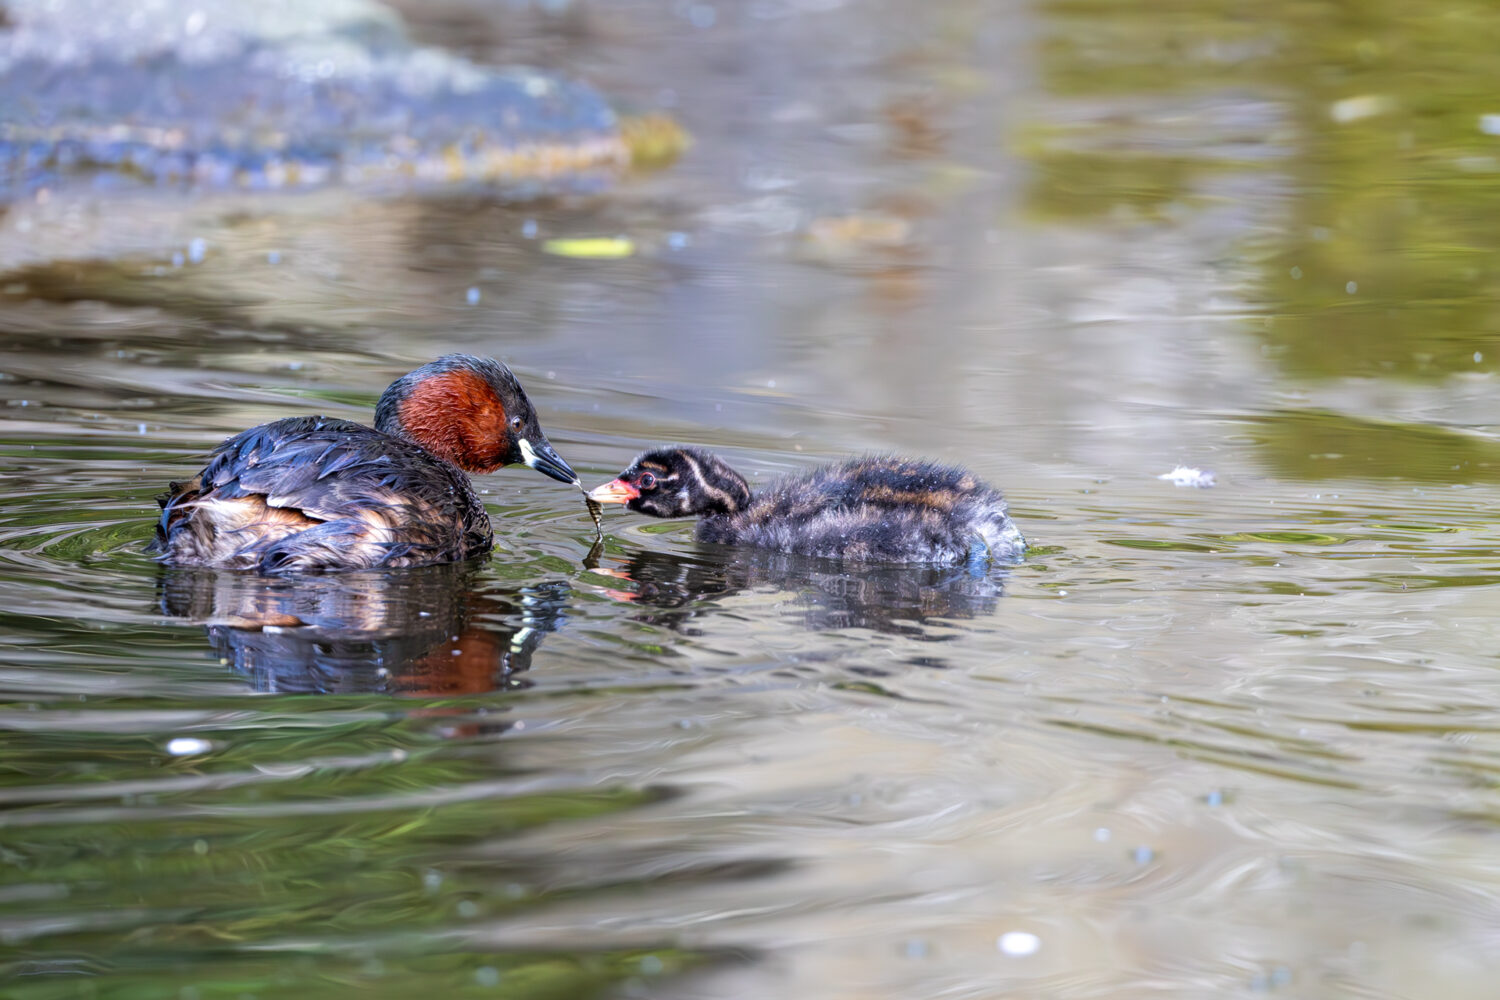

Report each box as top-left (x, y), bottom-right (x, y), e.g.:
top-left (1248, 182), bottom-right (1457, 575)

top-left (5, 1), bottom-right (1500, 998)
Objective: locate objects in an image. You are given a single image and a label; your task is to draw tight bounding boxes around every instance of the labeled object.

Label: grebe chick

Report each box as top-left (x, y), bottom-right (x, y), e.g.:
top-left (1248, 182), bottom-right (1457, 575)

top-left (588, 447), bottom-right (1024, 565)
top-left (150, 355), bottom-right (578, 573)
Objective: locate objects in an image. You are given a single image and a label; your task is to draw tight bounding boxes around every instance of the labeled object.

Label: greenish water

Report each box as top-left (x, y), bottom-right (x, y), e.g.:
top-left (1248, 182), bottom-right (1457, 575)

top-left (3, 2), bottom-right (1500, 998)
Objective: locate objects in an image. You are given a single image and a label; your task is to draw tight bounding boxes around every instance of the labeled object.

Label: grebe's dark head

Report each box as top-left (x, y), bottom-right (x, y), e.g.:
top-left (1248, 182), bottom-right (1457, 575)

top-left (588, 447), bottom-right (751, 518)
top-left (375, 355), bottom-right (576, 482)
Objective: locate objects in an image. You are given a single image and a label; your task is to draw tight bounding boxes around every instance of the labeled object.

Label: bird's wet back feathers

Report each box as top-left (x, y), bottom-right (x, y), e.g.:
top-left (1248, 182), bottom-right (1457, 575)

top-left (149, 416), bottom-right (491, 573)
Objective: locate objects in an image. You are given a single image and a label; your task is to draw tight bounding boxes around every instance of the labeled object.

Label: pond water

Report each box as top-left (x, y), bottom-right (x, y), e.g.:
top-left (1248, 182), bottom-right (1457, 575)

top-left (4, 1), bottom-right (1500, 998)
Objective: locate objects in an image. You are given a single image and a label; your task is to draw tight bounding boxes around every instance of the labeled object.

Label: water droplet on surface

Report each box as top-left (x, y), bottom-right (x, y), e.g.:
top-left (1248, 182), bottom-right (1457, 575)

top-left (997, 931), bottom-right (1040, 956)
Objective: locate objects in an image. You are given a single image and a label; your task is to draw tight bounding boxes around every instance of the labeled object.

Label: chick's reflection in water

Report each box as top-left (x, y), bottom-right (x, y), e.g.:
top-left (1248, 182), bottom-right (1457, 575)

top-left (158, 563), bottom-right (570, 694)
top-left (593, 547), bottom-right (1006, 640)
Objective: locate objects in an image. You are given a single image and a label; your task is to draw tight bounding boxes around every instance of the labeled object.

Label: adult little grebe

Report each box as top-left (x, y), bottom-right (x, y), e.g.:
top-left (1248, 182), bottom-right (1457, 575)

top-left (588, 447), bottom-right (1025, 565)
top-left (150, 355), bottom-right (578, 573)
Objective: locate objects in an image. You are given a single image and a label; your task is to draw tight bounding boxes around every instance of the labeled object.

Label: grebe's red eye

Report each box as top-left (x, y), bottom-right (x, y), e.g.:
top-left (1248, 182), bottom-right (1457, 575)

top-left (509, 416), bottom-right (523, 432)
top-left (637, 472), bottom-right (656, 489)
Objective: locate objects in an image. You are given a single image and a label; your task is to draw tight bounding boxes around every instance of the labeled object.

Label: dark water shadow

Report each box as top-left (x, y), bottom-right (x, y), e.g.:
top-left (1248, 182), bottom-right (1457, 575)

top-left (592, 546), bottom-right (1009, 641)
top-left (156, 561), bottom-right (570, 695)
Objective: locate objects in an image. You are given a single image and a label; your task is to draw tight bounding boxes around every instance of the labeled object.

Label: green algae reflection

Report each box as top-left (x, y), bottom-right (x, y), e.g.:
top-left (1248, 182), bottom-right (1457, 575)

top-left (1032, 0), bottom-right (1500, 381)
top-left (0, 704), bottom-right (717, 998)
top-left (1244, 409), bottom-right (1500, 482)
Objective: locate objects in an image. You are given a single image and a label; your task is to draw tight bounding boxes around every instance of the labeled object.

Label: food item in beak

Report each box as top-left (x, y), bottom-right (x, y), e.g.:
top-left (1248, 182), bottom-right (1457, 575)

top-left (579, 482), bottom-right (604, 542)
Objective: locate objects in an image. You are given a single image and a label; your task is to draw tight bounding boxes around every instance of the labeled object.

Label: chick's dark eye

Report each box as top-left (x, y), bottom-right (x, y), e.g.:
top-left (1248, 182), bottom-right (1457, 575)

top-left (637, 472), bottom-right (656, 489)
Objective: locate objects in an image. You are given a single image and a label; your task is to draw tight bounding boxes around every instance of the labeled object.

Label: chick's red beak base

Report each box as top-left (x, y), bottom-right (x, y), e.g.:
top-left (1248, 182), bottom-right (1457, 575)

top-left (587, 478), bottom-right (640, 505)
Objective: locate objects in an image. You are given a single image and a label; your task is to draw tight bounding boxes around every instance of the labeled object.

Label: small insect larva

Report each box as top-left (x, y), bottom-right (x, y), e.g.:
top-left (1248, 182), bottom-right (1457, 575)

top-left (579, 484), bottom-right (604, 542)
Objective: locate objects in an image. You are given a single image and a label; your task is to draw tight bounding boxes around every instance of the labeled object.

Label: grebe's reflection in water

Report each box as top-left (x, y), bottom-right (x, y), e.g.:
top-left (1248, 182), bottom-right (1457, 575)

top-left (157, 563), bottom-right (570, 695)
top-left (592, 547), bottom-right (1008, 641)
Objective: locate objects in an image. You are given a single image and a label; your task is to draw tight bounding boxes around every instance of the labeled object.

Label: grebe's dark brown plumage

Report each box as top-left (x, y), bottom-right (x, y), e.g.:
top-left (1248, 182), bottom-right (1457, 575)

top-left (149, 355), bottom-right (578, 573)
top-left (589, 447), bottom-right (1024, 565)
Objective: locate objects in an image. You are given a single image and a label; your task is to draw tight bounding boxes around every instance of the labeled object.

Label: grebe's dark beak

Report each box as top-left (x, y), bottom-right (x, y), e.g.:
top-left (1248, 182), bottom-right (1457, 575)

top-left (519, 438), bottom-right (578, 485)
top-left (587, 478), bottom-right (639, 505)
